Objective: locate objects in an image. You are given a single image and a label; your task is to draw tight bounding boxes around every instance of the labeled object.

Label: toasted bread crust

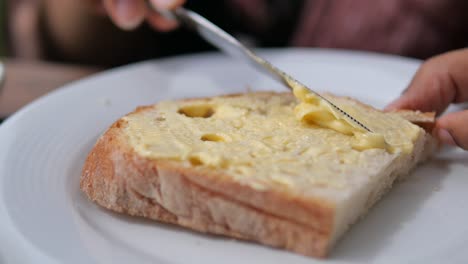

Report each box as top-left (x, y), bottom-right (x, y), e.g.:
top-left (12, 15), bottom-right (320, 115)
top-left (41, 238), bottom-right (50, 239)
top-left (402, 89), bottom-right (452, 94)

top-left (81, 118), bottom-right (332, 257)
top-left (80, 92), bottom-right (435, 258)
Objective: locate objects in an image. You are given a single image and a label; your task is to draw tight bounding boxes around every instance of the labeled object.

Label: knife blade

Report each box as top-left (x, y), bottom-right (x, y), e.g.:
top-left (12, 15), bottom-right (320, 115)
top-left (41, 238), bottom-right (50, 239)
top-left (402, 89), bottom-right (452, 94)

top-left (148, 4), bottom-right (373, 133)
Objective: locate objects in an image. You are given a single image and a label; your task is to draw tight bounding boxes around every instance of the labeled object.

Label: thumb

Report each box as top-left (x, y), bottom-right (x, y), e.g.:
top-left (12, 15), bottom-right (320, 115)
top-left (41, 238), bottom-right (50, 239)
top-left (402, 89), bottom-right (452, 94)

top-left (103, 0), bottom-right (146, 30)
top-left (434, 110), bottom-right (468, 150)
top-left (385, 48), bottom-right (468, 114)
top-left (146, 0), bottom-right (185, 31)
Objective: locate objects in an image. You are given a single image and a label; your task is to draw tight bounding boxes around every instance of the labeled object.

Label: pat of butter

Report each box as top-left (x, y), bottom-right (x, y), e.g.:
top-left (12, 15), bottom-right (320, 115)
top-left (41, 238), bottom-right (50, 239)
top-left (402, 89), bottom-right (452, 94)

top-left (352, 132), bottom-right (387, 151)
top-left (292, 85), bottom-right (390, 152)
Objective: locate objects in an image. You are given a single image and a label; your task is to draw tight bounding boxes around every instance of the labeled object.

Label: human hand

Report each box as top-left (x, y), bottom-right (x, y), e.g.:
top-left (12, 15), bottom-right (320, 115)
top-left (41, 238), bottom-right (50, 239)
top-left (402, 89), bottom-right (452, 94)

top-left (100, 0), bottom-right (185, 31)
top-left (385, 48), bottom-right (468, 150)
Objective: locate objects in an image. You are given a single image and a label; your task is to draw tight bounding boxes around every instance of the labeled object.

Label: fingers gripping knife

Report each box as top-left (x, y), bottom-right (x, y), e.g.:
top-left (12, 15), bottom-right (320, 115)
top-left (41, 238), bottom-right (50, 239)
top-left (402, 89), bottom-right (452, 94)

top-left (146, 2), bottom-right (373, 133)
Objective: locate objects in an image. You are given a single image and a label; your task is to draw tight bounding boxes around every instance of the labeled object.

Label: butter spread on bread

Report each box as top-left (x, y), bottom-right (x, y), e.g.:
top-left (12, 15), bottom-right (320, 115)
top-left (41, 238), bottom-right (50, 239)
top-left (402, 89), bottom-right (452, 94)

top-left (82, 92), bottom-right (436, 258)
top-left (122, 92), bottom-right (421, 189)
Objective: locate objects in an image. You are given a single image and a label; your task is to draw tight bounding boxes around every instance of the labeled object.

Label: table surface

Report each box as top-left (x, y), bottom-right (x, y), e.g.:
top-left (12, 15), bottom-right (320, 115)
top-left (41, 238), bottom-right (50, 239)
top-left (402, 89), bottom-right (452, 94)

top-left (0, 59), bottom-right (102, 122)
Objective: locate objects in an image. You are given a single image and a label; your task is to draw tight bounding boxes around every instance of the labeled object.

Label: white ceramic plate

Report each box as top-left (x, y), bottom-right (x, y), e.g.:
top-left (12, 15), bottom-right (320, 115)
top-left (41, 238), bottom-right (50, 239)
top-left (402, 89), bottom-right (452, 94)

top-left (1, 49), bottom-right (467, 264)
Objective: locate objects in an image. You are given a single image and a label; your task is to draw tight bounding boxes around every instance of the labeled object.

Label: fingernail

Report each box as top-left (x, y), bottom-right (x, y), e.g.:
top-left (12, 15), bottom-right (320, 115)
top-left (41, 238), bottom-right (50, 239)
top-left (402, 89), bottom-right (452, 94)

top-left (114, 0), bottom-right (144, 30)
top-left (151, 0), bottom-right (178, 9)
top-left (437, 128), bottom-right (457, 146)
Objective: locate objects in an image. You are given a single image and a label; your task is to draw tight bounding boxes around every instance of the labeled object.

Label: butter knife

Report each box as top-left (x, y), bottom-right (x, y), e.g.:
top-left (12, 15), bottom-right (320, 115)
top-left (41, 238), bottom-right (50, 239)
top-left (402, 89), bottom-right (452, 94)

top-left (148, 4), bottom-right (372, 132)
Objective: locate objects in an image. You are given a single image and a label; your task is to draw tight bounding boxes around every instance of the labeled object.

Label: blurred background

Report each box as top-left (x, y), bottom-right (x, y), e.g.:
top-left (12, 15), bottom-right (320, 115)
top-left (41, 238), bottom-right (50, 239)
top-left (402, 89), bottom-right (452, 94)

top-left (1, 0), bottom-right (468, 122)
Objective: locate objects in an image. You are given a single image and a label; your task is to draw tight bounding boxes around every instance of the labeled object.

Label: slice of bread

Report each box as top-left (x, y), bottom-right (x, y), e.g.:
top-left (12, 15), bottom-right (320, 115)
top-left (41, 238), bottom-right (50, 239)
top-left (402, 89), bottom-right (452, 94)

top-left (81, 92), bottom-right (436, 258)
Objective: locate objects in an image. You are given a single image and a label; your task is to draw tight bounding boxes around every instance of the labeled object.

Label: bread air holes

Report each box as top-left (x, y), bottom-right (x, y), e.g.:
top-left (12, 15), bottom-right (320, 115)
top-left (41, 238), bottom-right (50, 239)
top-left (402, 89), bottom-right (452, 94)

top-left (201, 133), bottom-right (226, 142)
top-left (178, 104), bottom-right (215, 118)
top-left (189, 156), bottom-right (203, 166)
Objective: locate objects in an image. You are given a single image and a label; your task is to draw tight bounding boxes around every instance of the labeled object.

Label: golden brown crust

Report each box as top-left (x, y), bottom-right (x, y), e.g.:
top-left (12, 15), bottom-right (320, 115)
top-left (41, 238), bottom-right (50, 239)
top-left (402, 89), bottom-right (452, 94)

top-left (80, 91), bottom-right (435, 258)
top-left (81, 118), bottom-right (332, 257)
top-left (388, 110), bottom-right (435, 132)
